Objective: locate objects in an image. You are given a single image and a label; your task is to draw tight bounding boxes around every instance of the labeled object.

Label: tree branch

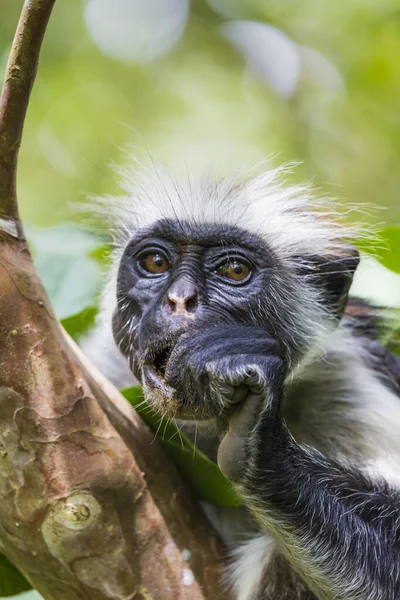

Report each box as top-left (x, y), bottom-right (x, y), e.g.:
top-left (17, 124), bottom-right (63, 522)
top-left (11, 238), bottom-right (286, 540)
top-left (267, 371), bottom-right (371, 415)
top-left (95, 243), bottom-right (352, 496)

top-left (0, 0), bottom-right (56, 223)
top-left (0, 3), bottom-right (230, 598)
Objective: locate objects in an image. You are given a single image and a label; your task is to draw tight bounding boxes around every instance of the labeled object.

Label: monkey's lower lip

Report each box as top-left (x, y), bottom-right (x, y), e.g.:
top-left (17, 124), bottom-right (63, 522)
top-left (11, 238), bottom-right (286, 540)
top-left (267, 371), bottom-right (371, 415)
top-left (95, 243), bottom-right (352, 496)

top-left (145, 363), bottom-right (166, 386)
top-left (143, 364), bottom-right (175, 395)
top-left (143, 365), bottom-right (197, 419)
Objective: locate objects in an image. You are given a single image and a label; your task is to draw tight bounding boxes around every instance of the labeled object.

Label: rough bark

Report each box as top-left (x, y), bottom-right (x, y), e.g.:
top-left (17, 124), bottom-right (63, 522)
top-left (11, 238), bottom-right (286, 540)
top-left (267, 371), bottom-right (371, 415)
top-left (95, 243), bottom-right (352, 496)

top-left (0, 2), bottom-right (229, 599)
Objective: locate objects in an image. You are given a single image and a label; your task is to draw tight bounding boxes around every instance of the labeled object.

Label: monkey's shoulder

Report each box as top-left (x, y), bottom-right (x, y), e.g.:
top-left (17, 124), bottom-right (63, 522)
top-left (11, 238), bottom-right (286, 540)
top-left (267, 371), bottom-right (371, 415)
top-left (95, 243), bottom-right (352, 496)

top-left (343, 296), bottom-right (400, 395)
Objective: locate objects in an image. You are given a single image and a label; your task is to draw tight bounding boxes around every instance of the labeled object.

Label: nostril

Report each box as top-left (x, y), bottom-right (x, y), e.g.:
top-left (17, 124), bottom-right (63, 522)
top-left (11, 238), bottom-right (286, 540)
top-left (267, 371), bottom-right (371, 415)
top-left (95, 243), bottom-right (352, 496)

top-left (185, 295), bottom-right (198, 313)
top-left (167, 296), bottom-right (177, 311)
top-left (166, 292), bottom-right (198, 314)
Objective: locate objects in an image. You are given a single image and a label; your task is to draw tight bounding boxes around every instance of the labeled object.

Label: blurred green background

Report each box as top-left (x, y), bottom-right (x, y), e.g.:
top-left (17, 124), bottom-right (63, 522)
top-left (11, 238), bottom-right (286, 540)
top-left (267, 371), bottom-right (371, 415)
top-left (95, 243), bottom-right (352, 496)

top-left (1, 0), bottom-right (400, 596)
top-left (2, 0), bottom-right (400, 225)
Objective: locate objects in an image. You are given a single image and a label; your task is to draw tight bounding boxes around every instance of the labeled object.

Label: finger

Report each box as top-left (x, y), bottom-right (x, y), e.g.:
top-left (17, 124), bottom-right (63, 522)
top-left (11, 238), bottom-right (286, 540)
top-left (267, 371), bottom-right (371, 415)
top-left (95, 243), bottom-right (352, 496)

top-left (209, 359), bottom-right (268, 399)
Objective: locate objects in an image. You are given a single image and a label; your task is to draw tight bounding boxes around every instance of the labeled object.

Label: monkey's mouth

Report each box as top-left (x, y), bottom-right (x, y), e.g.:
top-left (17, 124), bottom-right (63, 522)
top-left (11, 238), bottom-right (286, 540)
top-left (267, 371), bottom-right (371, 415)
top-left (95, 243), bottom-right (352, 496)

top-left (152, 343), bottom-right (175, 380)
top-left (142, 341), bottom-right (181, 416)
top-left (142, 338), bottom-right (208, 420)
top-left (144, 341), bottom-right (176, 385)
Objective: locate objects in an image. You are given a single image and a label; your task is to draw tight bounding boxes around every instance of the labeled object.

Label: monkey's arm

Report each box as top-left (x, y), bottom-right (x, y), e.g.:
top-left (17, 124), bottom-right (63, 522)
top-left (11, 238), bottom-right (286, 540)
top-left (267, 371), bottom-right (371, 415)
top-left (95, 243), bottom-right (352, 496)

top-left (167, 326), bottom-right (400, 600)
top-left (229, 401), bottom-right (400, 600)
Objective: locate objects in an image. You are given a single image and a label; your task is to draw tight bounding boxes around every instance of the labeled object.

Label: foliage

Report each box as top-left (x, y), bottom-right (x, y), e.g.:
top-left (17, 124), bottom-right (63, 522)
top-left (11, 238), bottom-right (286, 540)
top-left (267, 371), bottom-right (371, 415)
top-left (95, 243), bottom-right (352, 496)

top-left (2, 0), bottom-right (400, 227)
top-left (0, 556), bottom-right (31, 597)
top-left (27, 226), bottom-right (103, 322)
top-left (375, 228), bottom-right (400, 276)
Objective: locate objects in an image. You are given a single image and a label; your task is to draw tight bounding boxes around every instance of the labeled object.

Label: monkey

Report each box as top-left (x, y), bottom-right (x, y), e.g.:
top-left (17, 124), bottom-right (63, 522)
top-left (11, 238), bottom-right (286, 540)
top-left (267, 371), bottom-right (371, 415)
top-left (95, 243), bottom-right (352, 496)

top-left (83, 163), bottom-right (400, 600)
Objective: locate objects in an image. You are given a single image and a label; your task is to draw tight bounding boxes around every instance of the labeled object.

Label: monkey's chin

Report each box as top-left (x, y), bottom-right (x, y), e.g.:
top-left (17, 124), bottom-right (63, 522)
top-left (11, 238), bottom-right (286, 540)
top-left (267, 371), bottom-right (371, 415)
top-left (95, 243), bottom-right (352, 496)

top-left (142, 365), bottom-right (205, 420)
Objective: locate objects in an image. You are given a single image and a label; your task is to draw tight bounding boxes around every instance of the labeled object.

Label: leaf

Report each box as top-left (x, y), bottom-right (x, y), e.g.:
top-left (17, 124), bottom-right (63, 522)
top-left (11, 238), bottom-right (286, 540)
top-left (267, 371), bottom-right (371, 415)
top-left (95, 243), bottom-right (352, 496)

top-left (61, 306), bottom-right (98, 340)
top-left (89, 244), bottom-right (111, 263)
top-left (27, 226), bottom-right (104, 322)
top-left (362, 227), bottom-right (400, 275)
top-left (27, 225), bottom-right (101, 261)
top-left (122, 387), bottom-right (242, 507)
top-left (378, 227), bottom-right (400, 275)
top-left (0, 554), bottom-right (31, 597)
top-left (38, 255), bottom-right (100, 321)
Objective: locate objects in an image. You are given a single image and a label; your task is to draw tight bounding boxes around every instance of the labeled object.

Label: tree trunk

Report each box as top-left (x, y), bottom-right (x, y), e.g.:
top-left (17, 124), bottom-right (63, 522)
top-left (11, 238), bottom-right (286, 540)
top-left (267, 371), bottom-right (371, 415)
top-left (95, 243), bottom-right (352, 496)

top-left (0, 2), bottom-right (229, 599)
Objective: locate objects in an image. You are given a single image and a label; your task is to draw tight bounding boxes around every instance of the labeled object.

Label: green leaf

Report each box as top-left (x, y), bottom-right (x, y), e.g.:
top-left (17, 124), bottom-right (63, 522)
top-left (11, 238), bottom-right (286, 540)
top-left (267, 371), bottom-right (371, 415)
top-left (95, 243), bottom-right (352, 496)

top-left (89, 244), bottom-right (111, 263)
top-left (363, 227), bottom-right (400, 275)
top-left (61, 306), bottom-right (98, 340)
top-left (379, 227), bottom-right (400, 275)
top-left (27, 226), bottom-right (104, 321)
top-left (122, 387), bottom-right (242, 508)
top-left (0, 554), bottom-right (31, 597)
top-left (27, 225), bottom-right (101, 255)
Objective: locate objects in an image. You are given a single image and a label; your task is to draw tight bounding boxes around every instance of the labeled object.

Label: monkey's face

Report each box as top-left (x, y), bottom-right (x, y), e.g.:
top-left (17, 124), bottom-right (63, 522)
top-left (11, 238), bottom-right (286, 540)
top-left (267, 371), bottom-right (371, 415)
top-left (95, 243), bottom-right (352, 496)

top-left (113, 219), bottom-right (280, 418)
top-left (113, 219), bottom-right (358, 419)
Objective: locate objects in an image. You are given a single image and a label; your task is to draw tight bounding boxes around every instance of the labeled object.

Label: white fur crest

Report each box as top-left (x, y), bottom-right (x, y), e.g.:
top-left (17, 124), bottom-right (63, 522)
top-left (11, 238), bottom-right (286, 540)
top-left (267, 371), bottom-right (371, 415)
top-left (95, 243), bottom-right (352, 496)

top-left (92, 160), bottom-right (363, 261)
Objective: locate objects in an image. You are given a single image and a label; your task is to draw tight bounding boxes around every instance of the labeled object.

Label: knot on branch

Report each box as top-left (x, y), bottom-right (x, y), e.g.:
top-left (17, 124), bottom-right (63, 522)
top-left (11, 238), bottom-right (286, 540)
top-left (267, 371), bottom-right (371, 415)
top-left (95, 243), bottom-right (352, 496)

top-left (41, 492), bottom-right (106, 563)
top-left (41, 492), bottom-right (138, 595)
top-left (44, 492), bottom-right (102, 532)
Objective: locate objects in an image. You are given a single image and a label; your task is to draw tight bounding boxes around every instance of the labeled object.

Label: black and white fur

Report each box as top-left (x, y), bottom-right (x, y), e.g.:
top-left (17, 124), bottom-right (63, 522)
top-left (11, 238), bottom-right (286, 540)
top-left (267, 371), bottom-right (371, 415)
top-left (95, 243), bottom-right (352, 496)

top-left (83, 164), bottom-right (400, 600)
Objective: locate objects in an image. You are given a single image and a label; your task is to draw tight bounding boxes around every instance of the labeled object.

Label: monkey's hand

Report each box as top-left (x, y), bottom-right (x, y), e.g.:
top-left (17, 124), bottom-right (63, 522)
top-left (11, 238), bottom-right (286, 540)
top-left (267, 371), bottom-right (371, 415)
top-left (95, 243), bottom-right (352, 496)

top-left (165, 325), bottom-right (286, 482)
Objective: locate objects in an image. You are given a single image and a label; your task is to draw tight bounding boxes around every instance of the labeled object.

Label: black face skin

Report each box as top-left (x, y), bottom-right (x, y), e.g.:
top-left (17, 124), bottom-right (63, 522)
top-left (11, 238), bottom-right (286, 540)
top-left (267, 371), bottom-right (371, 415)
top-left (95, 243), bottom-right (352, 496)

top-left (113, 219), bottom-right (356, 420)
top-left (113, 219), bottom-right (285, 417)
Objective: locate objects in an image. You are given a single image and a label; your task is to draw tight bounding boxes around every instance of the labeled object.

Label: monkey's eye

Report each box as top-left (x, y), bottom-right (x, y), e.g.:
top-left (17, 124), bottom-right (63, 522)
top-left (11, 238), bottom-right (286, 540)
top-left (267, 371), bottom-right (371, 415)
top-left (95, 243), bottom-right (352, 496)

top-left (138, 252), bottom-right (170, 275)
top-left (215, 260), bottom-right (251, 283)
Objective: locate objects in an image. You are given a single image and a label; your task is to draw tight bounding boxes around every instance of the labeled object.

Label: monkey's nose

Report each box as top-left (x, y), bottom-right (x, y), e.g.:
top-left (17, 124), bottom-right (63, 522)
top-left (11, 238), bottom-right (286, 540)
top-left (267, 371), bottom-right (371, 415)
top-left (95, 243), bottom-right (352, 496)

top-left (166, 291), bottom-right (198, 314)
top-left (165, 279), bottom-right (199, 315)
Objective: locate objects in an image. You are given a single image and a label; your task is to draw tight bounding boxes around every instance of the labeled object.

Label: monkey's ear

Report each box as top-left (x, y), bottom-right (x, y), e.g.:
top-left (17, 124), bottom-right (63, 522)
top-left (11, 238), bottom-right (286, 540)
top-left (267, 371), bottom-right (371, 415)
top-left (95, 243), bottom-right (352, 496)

top-left (295, 249), bottom-right (360, 318)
